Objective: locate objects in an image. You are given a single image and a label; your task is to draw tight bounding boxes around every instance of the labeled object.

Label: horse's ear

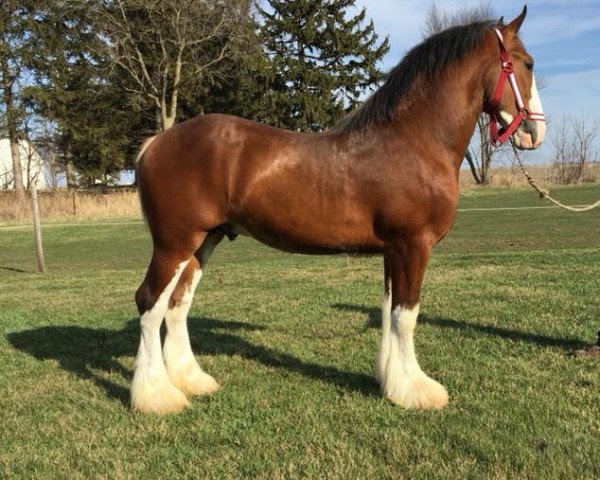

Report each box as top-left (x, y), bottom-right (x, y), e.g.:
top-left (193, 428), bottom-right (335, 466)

top-left (498, 16), bottom-right (505, 25)
top-left (505, 6), bottom-right (527, 34)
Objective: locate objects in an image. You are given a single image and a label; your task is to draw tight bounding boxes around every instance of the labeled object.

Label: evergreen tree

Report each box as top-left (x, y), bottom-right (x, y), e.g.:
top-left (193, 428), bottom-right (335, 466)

top-left (0, 0), bottom-right (29, 195)
top-left (186, 22), bottom-right (281, 125)
top-left (25, 1), bottom-right (144, 186)
top-left (259, 0), bottom-right (389, 131)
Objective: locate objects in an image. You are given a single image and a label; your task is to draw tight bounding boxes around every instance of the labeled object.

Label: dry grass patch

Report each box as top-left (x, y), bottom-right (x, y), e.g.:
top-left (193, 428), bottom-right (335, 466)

top-left (459, 162), bottom-right (600, 190)
top-left (0, 189), bottom-right (140, 223)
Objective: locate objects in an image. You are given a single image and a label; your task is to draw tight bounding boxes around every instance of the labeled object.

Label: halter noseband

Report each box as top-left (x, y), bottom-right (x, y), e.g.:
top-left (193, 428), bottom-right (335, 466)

top-left (485, 28), bottom-right (545, 147)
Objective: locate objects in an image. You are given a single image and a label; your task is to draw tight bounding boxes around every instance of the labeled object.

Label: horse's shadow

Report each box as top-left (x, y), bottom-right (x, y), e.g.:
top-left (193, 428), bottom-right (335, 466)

top-left (7, 316), bottom-right (378, 407)
top-left (8, 305), bottom-right (585, 407)
top-left (333, 303), bottom-right (588, 350)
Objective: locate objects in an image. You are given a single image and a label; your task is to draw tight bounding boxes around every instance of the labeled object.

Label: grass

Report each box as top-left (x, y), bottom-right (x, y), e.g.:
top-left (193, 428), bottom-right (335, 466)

top-left (0, 185), bottom-right (599, 479)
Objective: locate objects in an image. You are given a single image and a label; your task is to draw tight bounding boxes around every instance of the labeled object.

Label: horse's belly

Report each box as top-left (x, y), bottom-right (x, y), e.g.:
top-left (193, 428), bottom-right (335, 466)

top-left (226, 219), bottom-right (383, 255)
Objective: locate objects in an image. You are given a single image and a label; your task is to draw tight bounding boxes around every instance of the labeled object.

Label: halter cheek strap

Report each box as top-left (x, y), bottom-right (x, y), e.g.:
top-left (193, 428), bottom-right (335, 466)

top-left (485, 28), bottom-right (545, 147)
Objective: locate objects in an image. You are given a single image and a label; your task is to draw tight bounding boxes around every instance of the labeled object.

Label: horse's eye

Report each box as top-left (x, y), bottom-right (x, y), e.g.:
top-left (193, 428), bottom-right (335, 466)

top-left (525, 62), bottom-right (534, 71)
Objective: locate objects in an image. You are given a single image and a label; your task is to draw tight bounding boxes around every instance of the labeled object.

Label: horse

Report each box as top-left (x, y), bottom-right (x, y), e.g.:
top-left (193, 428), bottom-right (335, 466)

top-left (131, 7), bottom-right (546, 414)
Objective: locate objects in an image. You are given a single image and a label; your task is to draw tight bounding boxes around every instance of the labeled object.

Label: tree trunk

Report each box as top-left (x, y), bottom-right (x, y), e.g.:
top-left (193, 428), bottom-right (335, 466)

top-left (464, 149), bottom-right (482, 184)
top-left (162, 114), bottom-right (175, 130)
top-left (0, 52), bottom-right (24, 196)
top-left (30, 184), bottom-right (46, 273)
top-left (64, 143), bottom-right (78, 188)
top-left (477, 118), bottom-right (492, 185)
top-left (8, 132), bottom-right (23, 193)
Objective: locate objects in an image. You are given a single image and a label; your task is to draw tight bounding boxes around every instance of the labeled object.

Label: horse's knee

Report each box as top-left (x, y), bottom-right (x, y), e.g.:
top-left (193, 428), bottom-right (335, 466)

top-left (136, 254), bottom-right (198, 315)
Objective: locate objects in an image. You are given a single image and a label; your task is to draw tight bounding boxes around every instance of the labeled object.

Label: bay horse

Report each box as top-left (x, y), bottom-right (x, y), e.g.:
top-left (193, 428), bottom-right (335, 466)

top-left (132, 8), bottom-right (546, 413)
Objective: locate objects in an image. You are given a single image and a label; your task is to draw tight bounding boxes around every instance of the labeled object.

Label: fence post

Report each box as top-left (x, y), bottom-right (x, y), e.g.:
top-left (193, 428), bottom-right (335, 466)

top-left (30, 185), bottom-right (45, 273)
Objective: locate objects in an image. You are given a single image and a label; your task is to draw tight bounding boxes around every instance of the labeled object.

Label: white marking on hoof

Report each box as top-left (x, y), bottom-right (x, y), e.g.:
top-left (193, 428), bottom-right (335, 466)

top-left (131, 345), bottom-right (190, 414)
top-left (167, 359), bottom-right (221, 397)
top-left (377, 304), bottom-right (449, 410)
top-left (131, 260), bottom-right (190, 414)
top-left (384, 372), bottom-right (449, 410)
top-left (163, 268), bottom-right (220, 397)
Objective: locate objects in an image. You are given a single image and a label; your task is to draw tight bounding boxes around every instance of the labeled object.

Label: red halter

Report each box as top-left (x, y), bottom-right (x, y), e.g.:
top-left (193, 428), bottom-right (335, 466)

top-left (485, 28), bottom-right (545, 147)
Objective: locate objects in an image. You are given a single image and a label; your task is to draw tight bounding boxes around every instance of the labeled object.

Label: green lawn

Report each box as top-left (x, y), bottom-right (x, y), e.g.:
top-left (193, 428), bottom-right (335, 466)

top-left (1, 185), bottom-right (599, 479)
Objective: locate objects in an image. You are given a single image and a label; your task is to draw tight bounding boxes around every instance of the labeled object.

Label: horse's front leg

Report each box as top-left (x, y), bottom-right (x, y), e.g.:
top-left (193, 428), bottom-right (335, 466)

top-left (377, 237), bottom-right (449, 409)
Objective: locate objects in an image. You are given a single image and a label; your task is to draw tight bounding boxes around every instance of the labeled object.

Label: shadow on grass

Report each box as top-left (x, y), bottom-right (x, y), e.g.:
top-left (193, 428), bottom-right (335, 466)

top-left (0, 266), bottom-right (28, 273)
top-left (7, 316), bottom-right (377, 407)
top-left (333, 303), bottom-right (587, 351)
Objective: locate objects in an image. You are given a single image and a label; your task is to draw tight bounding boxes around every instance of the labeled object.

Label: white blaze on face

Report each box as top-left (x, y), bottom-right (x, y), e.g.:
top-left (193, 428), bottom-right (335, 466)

top-left (525, 73), bottom-right (546, 147)
top-left (502, 72), bottom-right (546, 149)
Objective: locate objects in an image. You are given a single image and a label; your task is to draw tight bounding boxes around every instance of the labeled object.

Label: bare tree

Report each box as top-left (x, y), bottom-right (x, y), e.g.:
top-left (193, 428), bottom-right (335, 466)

top-left (423, 2), bottom-right (498, 185)
top-left (552, 114), bottom-right (600, 184)
top-left (98, 0), bottom-right (252, 131)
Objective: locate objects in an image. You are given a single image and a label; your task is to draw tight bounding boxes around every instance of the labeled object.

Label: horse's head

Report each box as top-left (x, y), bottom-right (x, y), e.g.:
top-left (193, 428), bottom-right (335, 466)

top-left (484, 7), bottom-right (546, 150)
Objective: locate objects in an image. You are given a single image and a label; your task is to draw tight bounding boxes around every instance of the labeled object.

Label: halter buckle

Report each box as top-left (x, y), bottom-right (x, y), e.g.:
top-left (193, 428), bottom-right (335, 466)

top-left (502, 61), bottom-right (514, 73)
top-left (519, 107), bottom-right (530, 120)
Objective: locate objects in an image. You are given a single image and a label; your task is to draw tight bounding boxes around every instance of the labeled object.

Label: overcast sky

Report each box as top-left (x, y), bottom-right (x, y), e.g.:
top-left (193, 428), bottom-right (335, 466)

top-left (353, 0), bottom-right (600, 162)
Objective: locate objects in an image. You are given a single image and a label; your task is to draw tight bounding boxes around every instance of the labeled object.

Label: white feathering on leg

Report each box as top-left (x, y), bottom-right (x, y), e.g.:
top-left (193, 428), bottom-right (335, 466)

top-left (163, 268), bottom-right (220, 396)
top-left (378, 303), bottom-right (448, 409)
top-left (376, 282), bottom-right (392, 383)
top-left (131, 260), bottom-right (190, 414)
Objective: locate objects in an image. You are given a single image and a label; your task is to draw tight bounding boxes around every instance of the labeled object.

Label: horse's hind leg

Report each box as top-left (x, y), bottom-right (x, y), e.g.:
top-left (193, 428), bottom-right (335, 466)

top-left (132, 248), bottom-right (197, 414)
top-left (163, 230), bottom-right (225, 396)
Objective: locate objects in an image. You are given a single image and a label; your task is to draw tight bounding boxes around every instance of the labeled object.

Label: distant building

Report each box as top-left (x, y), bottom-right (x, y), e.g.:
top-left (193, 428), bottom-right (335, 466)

top-left (0, 138), bottom-right (47, 190)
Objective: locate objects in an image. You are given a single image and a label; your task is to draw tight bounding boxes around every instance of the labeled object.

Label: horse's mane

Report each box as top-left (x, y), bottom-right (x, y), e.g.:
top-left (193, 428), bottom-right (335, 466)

top-left (331, 20), bottom-right (497, 135)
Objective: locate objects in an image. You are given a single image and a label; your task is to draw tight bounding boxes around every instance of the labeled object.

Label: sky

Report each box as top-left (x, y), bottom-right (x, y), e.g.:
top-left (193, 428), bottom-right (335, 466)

top-left (353, 0), bottom-right (600, 163)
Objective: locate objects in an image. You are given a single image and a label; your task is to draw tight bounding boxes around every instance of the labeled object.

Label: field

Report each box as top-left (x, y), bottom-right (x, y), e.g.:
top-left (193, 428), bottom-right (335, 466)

top-left (0, 185), bottom-right (599, 479)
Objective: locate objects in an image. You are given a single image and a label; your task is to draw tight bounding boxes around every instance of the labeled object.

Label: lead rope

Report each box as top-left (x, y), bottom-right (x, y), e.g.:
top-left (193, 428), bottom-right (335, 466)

top-left (509, 141), bottom-right (600, 212)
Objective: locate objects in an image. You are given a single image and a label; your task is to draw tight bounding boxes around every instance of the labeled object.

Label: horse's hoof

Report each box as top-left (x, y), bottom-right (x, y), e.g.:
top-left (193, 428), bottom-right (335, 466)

top-left (384, 374), bottom-right (449, 410)
top-left (131, 371), bottom-right (190, 414)
top-left (170, 364), bottom-right (221, 397)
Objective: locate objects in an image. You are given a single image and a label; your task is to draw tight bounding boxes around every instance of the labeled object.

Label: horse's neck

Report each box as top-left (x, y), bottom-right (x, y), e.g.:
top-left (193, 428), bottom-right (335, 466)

top-left (391, 53), bottom-right (491, 170)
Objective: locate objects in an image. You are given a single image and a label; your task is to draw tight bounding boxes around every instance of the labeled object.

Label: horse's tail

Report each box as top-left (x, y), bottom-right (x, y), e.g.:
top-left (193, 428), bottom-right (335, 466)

top-left (135, 135), bottom-right (157, 168)
top-left (134, 135), bottom-right (157, 221)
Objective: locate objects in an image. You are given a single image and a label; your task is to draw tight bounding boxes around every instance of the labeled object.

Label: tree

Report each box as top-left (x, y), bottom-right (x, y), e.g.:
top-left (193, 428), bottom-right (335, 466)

top-left (423, 3), bottom-right (497, 185)
top-left (186, 29), bottom-right (281, 125)
top-left (0, 0), bottom-right (28, 196)
top-left (97, 0), bottom-right (253, 131)
top-left (552, 114), bottom-right (599, 184)
top-left (259, 0), bottom-right (389, 131)
top-left (24, 0), bottom-right (162, 185)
